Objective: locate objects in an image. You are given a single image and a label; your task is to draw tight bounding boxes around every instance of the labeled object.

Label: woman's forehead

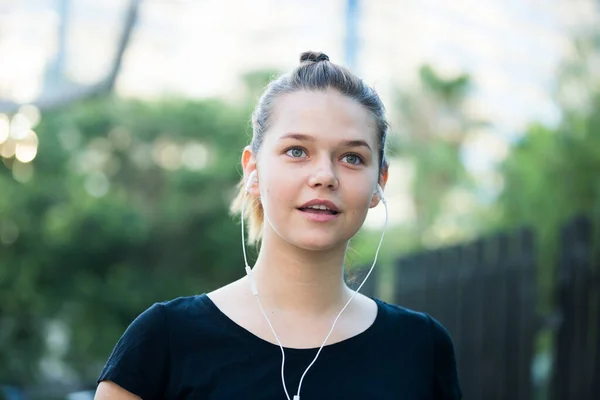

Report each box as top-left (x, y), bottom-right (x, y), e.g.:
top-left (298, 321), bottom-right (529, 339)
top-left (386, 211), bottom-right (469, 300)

top-left (267, 89), bottom-right (377, 144)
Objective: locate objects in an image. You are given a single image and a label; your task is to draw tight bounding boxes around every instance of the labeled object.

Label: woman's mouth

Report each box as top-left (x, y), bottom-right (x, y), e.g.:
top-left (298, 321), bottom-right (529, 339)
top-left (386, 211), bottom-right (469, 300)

top-left (297, 200), bottom-right (341, 222)
top-left (297, 205), bottom-right (340, 215)
top-left (297, 206), bottom-right (341, 222)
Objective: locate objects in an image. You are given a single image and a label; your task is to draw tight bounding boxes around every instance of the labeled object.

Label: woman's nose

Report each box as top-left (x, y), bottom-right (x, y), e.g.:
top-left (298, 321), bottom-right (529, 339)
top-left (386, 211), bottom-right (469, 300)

top-left (308, 159), bottom-right (339, 190)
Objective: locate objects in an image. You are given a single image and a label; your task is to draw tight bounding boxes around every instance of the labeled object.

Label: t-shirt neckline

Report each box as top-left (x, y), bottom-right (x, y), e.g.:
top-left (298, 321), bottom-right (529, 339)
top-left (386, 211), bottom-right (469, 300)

top-left (197, 293), bottom-right (385, 353)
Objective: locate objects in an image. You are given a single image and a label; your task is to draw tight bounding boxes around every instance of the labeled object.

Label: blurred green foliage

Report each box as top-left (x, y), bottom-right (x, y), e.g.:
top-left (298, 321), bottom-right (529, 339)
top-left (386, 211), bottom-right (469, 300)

top-left (0, 89), bottom-right (259, 384)
top-left (392, 65), bottom-right (486, 246)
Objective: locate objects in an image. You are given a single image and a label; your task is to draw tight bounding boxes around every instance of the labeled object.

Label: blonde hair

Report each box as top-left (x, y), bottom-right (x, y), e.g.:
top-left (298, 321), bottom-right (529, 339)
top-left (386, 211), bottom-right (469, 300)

top-left (230, 178), bottom-right (264, 244)
top-left (230, 51), bottom-right (389, 244)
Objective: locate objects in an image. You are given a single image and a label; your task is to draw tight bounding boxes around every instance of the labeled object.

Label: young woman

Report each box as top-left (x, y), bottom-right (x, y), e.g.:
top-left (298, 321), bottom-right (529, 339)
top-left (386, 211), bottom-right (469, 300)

top-left (95, 51), bottom-right (462, 400)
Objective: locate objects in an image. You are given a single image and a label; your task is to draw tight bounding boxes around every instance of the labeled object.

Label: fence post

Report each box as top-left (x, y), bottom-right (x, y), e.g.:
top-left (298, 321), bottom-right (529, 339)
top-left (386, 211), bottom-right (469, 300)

top-left (456, 238), bottom-right (486, 400)
top-left (489, 233), bottom-right (510, 400)
top-left (593, 214), bottom-right (600, 400)
top-left (435, 246), bottom-right (461, 350)
top-left (516, 227), bottom-right (536, 400)
top-left (553, 221), bottom-right (571, 400)
top-left (553, 215), bottom-right (594, 399)
top-left (418, 250), bottom-right (441, 318)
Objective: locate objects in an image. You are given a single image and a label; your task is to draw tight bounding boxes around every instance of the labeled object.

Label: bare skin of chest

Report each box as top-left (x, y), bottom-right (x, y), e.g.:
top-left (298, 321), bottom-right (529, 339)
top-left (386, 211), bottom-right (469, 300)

top-left (207, 279), bottom-right (377, 349)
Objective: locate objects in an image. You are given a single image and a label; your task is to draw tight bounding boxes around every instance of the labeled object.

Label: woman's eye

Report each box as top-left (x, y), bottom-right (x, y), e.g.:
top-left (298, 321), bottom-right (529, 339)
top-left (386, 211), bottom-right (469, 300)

top-left (343, 153), bottom-right (363, 165)
top-left (286, 147), bottom-right (307, 158)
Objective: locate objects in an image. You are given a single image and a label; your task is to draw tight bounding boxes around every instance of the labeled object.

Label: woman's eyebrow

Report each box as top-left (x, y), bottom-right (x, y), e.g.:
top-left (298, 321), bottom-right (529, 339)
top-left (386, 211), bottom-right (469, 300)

top-left (280, 132), bottom-right (314, 141)
top-left (342, 139), bottom-right (372, 151)
top-left (280, 133), bottom-right (372, 151)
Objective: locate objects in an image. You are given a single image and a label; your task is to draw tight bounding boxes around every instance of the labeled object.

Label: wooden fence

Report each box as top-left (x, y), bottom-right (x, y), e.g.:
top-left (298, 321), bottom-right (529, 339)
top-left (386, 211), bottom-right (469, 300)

top-left (382, 214), bottom-right (599, 400)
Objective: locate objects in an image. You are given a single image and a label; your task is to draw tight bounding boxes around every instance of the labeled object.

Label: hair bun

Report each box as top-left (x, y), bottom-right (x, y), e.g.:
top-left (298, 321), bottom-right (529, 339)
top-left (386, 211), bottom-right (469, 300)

top-left (299, 51), bottom-right (330, 63)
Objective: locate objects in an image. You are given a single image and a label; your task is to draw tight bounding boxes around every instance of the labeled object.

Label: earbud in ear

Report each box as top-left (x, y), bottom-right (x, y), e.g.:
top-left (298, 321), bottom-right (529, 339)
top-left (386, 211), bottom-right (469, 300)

top-left (376, 184), bottom-right (386, 204)
top-left (245, 170), bottom-right (258, 192)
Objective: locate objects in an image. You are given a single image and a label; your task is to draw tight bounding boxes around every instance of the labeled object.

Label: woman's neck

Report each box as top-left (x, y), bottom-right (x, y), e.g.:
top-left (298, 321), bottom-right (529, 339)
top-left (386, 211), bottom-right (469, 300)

top-left (250, 232), bottom-right (352, 317)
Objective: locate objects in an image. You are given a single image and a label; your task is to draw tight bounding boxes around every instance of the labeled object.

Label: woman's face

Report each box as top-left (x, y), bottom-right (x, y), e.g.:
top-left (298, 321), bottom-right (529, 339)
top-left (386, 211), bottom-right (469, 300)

top-left (245, 89), bottom-right (387, 251)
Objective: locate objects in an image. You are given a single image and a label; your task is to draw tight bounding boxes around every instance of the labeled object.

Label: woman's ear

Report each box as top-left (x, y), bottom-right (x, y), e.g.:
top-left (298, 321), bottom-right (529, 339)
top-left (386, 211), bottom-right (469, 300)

top-left (242, 146), bottom-right (260, 197)
top-left (370, 165), bottom-right (389, 208)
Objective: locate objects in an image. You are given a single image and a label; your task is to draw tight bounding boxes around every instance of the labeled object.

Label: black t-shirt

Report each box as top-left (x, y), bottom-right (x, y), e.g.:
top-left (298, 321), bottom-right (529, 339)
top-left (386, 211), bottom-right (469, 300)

top-left (97, 294), bottom-right (462, 399)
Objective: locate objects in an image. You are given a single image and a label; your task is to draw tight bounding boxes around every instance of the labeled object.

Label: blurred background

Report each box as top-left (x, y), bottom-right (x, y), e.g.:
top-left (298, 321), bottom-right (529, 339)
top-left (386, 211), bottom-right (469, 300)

top-left (0, 0), bottom-right (599, 399)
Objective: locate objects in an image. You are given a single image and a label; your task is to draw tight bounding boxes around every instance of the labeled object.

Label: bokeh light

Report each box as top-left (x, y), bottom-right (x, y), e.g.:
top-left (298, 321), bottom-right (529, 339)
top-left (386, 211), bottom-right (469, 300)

top-left (84, 172), bottom-right (110, 198)
top-left (9, 113), bottom-right (31, 140)
top-left (15, 129), bottom-right (39, 163)
top-left (18, 104), bottom-right (41, 128)
top-left (1, 136), bottom-right (17, 158)
top-left (152, 139), bottom-right (182, 171)
top-left (0, 113), bottom-right (9, 144)
top-left (181, 141), bottom-right (209, 171)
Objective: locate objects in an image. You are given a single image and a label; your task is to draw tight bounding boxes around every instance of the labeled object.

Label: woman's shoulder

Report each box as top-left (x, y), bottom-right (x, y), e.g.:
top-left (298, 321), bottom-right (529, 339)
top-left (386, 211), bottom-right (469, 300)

top-left (374, 297), bottom-right (431, 327)
top-left (373, 298), bottom-right (454, 346)
top-left (153, 293), bottom-right (211, 312)
top-left (97, 294), bottom-right (222, 398)
top-left (140, 293), bottom-right (218, 326)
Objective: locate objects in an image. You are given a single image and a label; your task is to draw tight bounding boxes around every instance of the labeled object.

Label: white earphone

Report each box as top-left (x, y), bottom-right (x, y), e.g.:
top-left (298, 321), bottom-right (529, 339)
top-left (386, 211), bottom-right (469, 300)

top-left (241, 170), bottom-right (387, 400)
top-left (245, 170), bottom-right (258, 192)
top-left (375, 183), bottom-right (386, 204)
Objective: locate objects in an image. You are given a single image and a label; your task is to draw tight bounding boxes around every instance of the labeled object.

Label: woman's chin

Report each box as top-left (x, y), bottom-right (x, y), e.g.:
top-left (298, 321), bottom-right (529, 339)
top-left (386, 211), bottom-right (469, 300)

top-left (288, 232), bottom-right (351, 252)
